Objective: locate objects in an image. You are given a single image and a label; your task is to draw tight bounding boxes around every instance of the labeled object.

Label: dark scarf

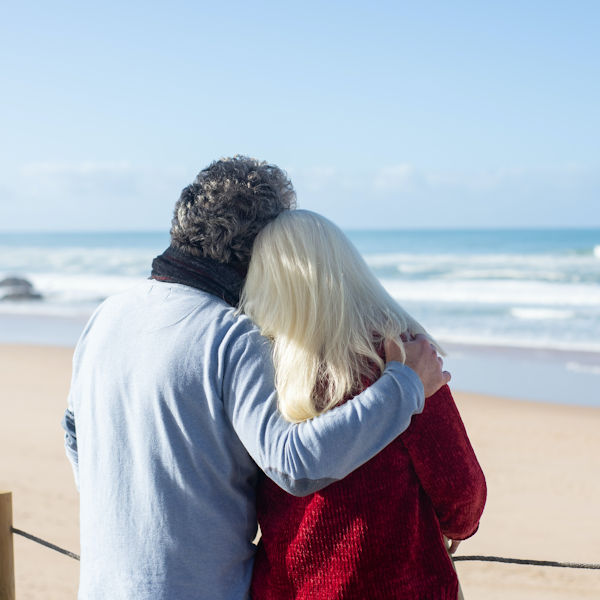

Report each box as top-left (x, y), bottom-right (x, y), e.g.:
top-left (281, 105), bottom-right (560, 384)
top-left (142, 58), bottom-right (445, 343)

top-left (150, 245), bottom-right (244, 307)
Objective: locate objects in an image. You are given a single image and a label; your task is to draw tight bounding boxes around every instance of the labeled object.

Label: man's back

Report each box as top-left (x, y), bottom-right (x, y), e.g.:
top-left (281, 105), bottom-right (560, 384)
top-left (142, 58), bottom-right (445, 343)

top-left (69, 279), bottom-right (263, 598)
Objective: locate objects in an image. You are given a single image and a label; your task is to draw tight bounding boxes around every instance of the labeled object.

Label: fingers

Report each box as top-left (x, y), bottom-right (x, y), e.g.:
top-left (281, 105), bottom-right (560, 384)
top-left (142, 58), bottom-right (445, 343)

top-left (423, 350), bottom-right (451, 397)
top-left (405, 335), bottom-right (433, 355)
top-left (400, 334), bottom-right (452, 397)
top-left (437, 357), bottom-right (451, 384)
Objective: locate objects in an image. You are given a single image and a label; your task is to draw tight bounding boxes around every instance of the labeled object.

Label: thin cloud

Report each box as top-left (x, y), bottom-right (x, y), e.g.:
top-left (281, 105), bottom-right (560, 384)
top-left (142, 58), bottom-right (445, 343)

top-left (20, 161), bottom-right (133, 176)
top-left (286, 166), bottom-right (339, 192)
top-left (373, 164), bottom-right (420, 191)
top-left (373, 163), bottom-right (599, 194)
top-left (2, 161), bottom-right (188, 230)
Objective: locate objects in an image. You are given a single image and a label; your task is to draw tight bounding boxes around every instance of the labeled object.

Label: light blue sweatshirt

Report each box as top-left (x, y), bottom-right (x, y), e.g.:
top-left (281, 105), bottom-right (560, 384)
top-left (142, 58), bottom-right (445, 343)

top-left (63, 279), bottom-right (424, 599)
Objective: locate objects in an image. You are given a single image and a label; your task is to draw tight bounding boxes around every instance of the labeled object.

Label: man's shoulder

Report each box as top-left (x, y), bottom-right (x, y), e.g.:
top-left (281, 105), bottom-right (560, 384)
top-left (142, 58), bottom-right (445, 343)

top-left (143, 279), bottom-right (265, 344)
top-left (75, 279), bottom-right (270, 373)
top-left (82, 279), bottom-right (260, 345)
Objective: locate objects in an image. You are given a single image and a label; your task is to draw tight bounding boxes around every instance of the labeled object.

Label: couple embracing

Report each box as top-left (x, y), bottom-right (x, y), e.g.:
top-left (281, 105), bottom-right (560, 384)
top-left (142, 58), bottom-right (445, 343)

top-left (63, 156), bottom-right (486, 599)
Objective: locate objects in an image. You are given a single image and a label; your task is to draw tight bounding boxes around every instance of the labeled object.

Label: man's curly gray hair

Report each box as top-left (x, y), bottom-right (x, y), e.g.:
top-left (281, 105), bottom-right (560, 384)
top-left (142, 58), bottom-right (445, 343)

top-left (170, 155), bottom-right (297, 266)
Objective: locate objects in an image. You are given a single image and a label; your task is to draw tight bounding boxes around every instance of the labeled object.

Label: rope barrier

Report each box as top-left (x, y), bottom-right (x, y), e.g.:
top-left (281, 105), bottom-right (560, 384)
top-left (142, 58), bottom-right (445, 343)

top-left (9, 526), bottom-right (600, 571)
top-left (11, 527), bottom-right (80, 561)
top-left (453, 555), bottom-right (600, 570)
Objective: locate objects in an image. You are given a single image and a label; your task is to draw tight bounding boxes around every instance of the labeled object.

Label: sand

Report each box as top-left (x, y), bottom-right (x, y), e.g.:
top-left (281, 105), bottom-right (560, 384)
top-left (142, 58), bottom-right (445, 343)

top-left (1, 343), bottom-right (599, 599)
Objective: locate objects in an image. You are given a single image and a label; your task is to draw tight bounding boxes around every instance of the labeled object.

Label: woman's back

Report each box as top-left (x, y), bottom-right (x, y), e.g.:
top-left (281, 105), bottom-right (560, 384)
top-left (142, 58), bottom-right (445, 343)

top-left (251, 385), bottom-right (486, 600)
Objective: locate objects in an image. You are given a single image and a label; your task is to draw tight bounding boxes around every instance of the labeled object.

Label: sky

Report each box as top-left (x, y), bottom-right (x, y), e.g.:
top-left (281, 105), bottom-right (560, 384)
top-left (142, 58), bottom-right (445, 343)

top-left (1, 0), bottom-right (599, 230)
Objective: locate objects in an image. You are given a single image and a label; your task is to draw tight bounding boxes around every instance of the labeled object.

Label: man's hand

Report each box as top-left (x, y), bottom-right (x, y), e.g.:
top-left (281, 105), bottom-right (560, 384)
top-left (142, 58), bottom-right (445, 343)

top-left (384, 335), bottom-right (451, 398)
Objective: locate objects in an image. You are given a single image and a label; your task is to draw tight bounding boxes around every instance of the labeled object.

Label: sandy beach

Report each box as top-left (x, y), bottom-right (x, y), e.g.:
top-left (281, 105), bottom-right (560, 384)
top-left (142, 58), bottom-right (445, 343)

top-left (1, 343), bottom-right (599, 599)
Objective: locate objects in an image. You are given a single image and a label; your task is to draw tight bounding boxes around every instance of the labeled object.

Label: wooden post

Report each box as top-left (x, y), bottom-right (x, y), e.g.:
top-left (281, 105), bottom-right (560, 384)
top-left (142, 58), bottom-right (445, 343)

top-left (0, 492), bottom-right (15, 600)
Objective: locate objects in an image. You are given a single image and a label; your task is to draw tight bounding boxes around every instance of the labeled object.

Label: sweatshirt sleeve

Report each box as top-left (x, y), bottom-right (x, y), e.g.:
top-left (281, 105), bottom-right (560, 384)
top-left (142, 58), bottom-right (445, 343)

top-left (400, 385), bottom-right (486, 540)
top-left (222, 327), bottom-right (425, 497)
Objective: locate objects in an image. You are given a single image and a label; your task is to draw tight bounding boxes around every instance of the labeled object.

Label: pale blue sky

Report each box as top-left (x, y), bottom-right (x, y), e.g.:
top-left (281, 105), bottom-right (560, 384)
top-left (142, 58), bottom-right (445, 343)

top-left (1, 1), bottom-right (598, 230)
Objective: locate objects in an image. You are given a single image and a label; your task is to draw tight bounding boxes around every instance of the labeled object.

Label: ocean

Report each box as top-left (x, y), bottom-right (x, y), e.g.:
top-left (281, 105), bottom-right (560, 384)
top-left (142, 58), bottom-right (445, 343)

top-left (1, 228), bottom-right (599, 406)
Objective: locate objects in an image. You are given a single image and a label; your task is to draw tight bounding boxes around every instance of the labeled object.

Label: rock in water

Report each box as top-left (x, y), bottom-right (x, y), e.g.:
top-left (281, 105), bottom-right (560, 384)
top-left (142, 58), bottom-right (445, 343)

top-left (0, 277), bottom-right (43, 300)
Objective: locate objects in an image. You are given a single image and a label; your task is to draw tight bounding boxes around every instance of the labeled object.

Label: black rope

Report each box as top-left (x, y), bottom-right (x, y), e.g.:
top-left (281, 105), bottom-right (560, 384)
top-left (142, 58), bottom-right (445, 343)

top-left (11, 527), bottom-right (80, 561)
top-left (453, 555), bottom-right (600, 570)
top-left (9, 527), bottom-right (600, 571)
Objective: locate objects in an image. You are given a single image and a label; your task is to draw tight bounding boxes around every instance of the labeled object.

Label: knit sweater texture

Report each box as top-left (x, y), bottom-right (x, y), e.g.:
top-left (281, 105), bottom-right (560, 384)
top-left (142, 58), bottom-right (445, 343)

top-left (251, 384), bottom-right (486, 600)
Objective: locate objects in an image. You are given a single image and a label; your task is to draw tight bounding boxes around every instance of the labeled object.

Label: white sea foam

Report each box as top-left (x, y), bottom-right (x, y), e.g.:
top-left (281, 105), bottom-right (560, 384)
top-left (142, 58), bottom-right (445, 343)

top-left (566, 362), bottom-right (600, 375)
top-left (510, 308), bottom-right (575, 321)
top-left (0, 246), bottom-right (155, 278)
top-left (364, 251), bottom-right (600, 285)
top-left (379, 278), bottom-right (600, 307)
top-left (0, 272), bottom-right (145, 315)
top-left (29, 273), bottom-right (145, 303)
top-left (2, 231), bottom-right (599, 357)
top-left (434, 331), bottom-right (600, 354)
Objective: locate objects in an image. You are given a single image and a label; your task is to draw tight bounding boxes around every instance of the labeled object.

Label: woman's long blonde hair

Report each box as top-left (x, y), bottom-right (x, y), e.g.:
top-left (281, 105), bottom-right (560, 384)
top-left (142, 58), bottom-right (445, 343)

top-left (239, 210), bottom-right (442, 423)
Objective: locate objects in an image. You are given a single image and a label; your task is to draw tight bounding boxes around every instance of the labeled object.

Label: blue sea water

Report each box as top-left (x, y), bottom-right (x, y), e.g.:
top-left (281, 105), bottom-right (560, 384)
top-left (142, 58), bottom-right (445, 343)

top-left (1, 228), bottom-right (599, 405)
top-left (351, 228), bottom-right (600, 353)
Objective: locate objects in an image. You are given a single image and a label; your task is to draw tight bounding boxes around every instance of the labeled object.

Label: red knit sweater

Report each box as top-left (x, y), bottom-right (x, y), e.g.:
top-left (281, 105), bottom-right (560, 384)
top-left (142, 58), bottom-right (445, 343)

top-left (251, 385), bottom-right (486, 600)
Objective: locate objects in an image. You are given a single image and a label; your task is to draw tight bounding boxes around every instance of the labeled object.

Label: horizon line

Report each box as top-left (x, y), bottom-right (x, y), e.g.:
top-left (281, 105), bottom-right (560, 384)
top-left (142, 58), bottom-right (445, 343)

top-left (2, 224), bottom-right (600, 235)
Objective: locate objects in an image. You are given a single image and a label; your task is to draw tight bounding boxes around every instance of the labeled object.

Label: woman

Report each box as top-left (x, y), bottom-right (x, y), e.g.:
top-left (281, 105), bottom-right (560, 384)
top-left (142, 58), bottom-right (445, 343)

top-left (239, 210), bottom-right (486, 599)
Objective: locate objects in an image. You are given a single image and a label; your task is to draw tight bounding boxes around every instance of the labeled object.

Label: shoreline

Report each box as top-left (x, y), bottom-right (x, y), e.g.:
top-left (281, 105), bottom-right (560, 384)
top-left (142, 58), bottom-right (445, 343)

top-left (441, 341), bottom-right (600, 407)
top-left (2, 315), bottom-right (599, 407)
top-left (1, 343), bottom-right (599, 599)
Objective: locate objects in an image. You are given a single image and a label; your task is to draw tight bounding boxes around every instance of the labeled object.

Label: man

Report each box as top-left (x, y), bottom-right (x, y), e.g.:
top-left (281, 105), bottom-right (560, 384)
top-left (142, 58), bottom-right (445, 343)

top-left (62, 155), bottom-right (449, 599)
